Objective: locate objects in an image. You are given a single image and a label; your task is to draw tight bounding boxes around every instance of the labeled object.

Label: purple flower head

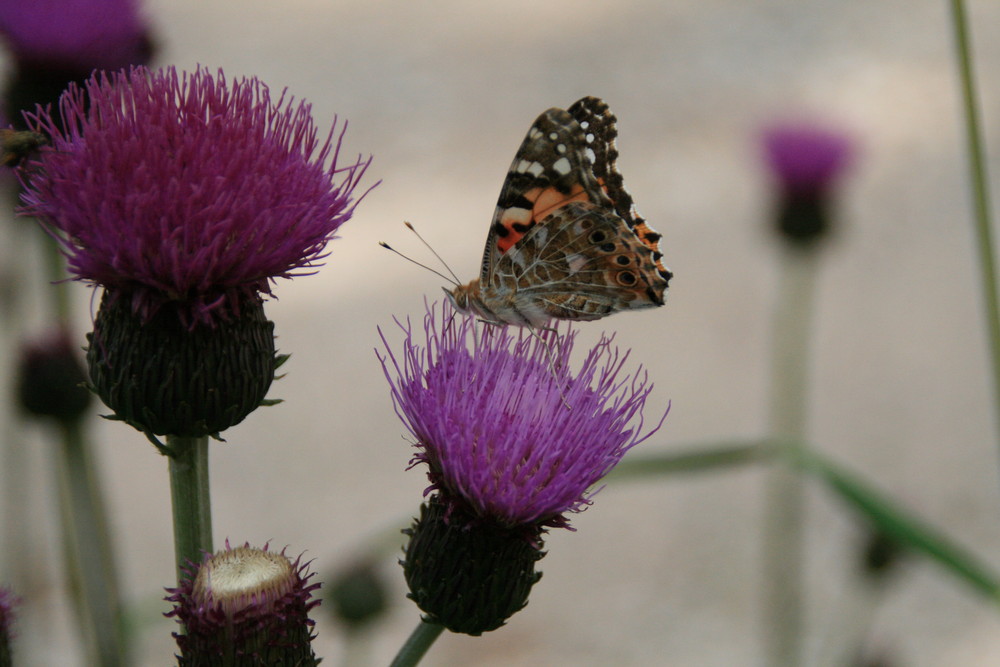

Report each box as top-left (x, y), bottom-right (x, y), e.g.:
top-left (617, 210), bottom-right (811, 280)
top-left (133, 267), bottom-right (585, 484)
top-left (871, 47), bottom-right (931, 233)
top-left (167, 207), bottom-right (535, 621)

top-left (762, 121), bottom-right (853, 195)
top-left (18, 66), bottom-right (374, 325)
top-left (0, 0), bottom-right (151, 71)
top-left (379, 301), bottom-right (665, 531)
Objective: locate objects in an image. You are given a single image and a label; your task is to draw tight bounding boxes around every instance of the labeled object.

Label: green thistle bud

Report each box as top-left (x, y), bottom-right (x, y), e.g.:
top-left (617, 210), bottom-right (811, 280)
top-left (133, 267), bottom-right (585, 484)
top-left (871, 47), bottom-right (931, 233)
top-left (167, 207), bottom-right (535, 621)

top-left (327, 561), bottom-right (389, 630)
top-left (402, 496), bottom-right (544, 636)
top-left (87, 292), bottom-right (276, 439)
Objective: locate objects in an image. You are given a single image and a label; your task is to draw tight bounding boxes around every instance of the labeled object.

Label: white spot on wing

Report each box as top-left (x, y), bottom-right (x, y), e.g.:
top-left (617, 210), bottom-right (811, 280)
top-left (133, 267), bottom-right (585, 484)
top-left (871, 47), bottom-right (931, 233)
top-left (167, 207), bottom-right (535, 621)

top-left (516, 159), bottom-right (544, 176)
top-left (585, 147), bottom-right (597, 164)
top-left (552, 157), bottom-right (572, 175)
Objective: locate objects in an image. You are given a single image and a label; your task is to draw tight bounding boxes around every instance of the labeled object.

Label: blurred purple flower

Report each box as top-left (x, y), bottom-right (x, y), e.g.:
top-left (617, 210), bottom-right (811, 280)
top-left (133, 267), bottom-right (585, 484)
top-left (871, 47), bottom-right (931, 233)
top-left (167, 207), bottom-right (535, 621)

top-left (762, 121), bottom-right (854, 244)
top-left (18, 65), bottom-right (374, 325)
top-left (0, 0), bottom-right (151, 71)
top-left (379, 300), bottom-right (664, 531)
top-left (762, 122), bottom-right (853, 194)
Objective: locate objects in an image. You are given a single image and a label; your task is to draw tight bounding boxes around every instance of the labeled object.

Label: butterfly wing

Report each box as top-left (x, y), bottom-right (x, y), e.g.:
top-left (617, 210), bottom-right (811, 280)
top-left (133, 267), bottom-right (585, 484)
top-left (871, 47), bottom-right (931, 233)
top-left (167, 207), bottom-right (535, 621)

top-left (475, 97), bottom-right (670, 323)
top-left (489, 201), bottom-right (667, 321)
top-left (565, 97), bottom-right (671, 285)
top-left (479, 102), bottom-right (612, 285)
top-left (481, 98), bottom-right (671, 286)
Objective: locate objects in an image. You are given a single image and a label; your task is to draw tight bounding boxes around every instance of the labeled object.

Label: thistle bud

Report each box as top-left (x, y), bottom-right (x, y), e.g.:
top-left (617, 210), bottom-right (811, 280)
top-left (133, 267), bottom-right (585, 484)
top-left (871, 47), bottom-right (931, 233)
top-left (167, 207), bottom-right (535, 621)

top-left (165, 543), bottom-right (321, 666)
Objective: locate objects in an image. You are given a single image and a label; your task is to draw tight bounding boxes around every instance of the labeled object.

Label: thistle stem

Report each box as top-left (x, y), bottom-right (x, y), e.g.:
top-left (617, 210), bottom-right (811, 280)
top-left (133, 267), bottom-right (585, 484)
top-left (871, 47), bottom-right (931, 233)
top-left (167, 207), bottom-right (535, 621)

top-left (39, 226), bottom-right (72, 325)
top-left (54, 420), bottom-right (128, 665)
top-left (763, 246), bottom-right (820, 667)
top-left (167, 435), bottom-right (213, 582)
top-left (389, 619), bottom-right (445, 667)
top-left (949, 0), bottom-right (1000, 483)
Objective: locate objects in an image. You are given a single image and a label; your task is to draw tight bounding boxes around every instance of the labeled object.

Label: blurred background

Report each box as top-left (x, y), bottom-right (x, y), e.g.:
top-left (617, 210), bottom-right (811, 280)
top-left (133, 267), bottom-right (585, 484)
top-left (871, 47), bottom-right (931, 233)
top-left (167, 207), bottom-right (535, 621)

top-left (3, 1), bottom-right (1000, 664)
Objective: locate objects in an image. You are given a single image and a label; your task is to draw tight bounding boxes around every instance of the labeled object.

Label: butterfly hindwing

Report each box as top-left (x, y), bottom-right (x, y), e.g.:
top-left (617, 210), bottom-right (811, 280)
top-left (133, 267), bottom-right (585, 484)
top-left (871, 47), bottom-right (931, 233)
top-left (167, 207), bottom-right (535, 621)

top-left (491, 201), bottom-right (666, 321)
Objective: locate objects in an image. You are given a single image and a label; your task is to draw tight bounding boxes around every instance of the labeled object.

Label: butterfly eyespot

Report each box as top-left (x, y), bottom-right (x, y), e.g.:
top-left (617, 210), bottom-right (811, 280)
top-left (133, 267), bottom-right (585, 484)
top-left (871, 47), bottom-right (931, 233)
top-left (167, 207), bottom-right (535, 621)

top-left (615, 255), bottom-right (631, 266)
top-left (617, 271), bottom-right (637, 286)
top-left (599, 242), bottom-right (616, 253)
top-left (588, 230), bottom-right (607, 244)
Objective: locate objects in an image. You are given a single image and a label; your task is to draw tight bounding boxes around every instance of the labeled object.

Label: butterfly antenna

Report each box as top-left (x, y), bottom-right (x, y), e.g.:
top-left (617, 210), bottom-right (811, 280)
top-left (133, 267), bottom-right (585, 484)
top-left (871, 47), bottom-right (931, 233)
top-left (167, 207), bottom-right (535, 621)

top-left (379, 241), bottom-right (458, 286)
top-left (404, 221), bottom-right (462, 284)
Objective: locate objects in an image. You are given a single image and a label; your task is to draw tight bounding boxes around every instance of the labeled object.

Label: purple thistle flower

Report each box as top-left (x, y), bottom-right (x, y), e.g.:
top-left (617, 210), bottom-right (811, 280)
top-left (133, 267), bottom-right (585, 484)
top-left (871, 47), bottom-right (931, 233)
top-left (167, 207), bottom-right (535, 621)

top-left (19, 66), bottom-right (373, 326)
top-left (762, 122), bottom-right (853, 194)
top-left (380, 301), bottom-right (663, 531)
top-left (165, 542), bottom-right (321, 665)
top-left (14, 66), bottom-right (373, 439)
top-left (0, 0), bottom-right (151, 71)
top-left (0, 0), bottom-right (154, 126)
top-left (761, 121), bottom-right (854, 245)
top-left (379, 301), bottom-right (665, 634)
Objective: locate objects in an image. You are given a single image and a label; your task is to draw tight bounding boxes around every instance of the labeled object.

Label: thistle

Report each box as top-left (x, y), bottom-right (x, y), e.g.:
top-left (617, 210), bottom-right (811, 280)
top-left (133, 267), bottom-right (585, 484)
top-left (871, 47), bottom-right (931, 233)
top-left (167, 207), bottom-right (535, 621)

top-left (165, 543), bottom-right (321, 666)
top-left (379, 301), bottom-right (665, 635)
top-left (17, 65), bottom-right (373, 441)
top-left (0, 0), bottom-right (154, 124)
top-left (762, 122), bottom-right (853, 245)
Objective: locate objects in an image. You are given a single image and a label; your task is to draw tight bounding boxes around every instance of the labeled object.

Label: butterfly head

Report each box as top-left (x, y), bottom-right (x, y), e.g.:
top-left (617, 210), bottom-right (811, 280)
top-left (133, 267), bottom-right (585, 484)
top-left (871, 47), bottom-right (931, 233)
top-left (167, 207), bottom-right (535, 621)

top-left (443, 280), bottom-right (478, 317)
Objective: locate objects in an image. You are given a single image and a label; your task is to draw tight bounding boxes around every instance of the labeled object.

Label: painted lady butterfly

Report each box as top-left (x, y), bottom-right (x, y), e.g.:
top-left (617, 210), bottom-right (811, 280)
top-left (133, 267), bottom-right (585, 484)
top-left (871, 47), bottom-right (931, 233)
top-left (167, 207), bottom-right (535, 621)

top-left (445, 96), bottom-right (672, 327)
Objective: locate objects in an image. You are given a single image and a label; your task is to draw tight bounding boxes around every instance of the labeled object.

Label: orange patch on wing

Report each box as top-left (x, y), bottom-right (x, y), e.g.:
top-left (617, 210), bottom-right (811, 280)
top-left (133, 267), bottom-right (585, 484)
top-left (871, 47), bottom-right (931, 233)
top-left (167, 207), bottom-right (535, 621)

top-left (633, 221), bottom-right (669, 273)
top-left (494, 184), bottom-right (591, 254)
top-left (531, 184), bottom-right (588, 220)
top-left (496, 206), bottom-right (532, 253)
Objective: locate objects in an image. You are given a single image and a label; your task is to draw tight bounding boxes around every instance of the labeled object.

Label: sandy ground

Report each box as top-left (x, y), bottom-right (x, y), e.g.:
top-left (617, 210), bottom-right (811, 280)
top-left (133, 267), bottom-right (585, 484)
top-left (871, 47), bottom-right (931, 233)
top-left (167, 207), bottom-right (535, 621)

top-left (3, 1), bottom-right (1000, 665)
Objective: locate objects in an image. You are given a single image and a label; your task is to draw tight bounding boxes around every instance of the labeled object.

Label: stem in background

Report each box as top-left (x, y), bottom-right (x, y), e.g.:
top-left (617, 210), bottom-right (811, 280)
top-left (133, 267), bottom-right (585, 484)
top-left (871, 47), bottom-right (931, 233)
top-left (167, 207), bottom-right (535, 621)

top-left (39, 227), bottom-right (71, 325)
top-left (167, 435), bottom-right (213, 583)
top-left (762, 247), bottom-right (820, 667)
top-left (949, 1), bottom-right (1000, 477)
top-left (55, 420), bottom-right (128, 665)
top-left (608, 440), bottom-right (778, 480)
top-left (389, 619), bottom-right (445, 667)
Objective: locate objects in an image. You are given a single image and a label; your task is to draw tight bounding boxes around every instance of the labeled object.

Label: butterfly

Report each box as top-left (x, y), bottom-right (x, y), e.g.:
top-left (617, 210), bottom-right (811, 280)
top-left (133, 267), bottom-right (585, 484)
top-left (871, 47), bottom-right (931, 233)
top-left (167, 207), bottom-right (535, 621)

top-left (0, 128), bottom-right (47, 167)
top-left (444, 96), bottom-right (672, 327)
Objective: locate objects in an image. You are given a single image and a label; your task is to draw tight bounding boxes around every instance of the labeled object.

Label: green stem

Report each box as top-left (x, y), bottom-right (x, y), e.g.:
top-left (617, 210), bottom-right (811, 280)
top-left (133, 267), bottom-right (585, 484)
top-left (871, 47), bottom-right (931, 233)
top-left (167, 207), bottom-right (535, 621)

top-left (763, 247), bottom-right (820, 667)
top-left (55, 420), bottom-right (128, 665)
top-left (39, 228), bottom-right (71, 325)
top-left (389, 619), bottom-right (445, 667)
top-left (949, 1), bottom-right (1000, 472)
top-left (167, 435), bottom-right (213, 582)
